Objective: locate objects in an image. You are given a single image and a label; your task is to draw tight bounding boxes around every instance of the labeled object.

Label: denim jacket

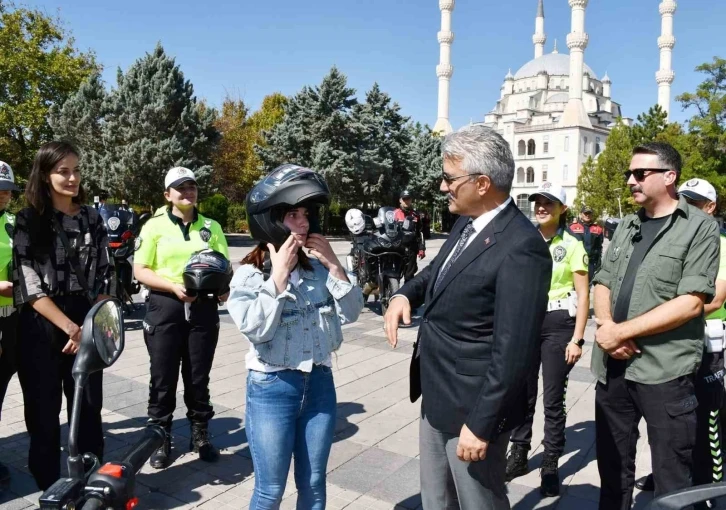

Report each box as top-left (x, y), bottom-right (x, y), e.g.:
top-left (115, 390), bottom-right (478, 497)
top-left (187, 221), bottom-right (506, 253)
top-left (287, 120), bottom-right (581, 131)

top-left (227, 259), bottom-right (364, 370)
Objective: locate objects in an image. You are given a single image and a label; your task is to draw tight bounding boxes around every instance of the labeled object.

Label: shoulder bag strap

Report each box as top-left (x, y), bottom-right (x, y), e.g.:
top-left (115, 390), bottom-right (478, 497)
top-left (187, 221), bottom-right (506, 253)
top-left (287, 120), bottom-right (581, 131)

top-left (51, 214), bottom-right (95, 305)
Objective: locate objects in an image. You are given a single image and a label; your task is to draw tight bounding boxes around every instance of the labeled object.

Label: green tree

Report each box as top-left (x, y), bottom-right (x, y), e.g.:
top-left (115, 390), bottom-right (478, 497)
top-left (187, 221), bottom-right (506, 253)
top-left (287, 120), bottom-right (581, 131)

top-left (258, 66), bottom-right (359, 203)
top-left (349, 83), bottom-right (413, 207)
top-left (98, 44), bottom-right (219, 206)
top-left (0, 3), bottom-right (98, 177)
top-left (575, 120), bottom-right (634, 218)
top-left (630, 104), bottom-right (669, 145)
top-left (49, 72), bottom-right (108, 192)
top-left (211, 97), bottom-right (252, 202)
top-left (407, 123), bottom-right (444, 210)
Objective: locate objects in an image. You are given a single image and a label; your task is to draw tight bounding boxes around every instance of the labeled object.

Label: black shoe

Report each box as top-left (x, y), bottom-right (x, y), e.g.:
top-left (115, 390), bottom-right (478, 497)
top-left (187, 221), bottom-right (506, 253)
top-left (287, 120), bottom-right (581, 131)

top-left (505, 444), bottom-right (529, 481)
top-left (150, 431), bottom-right (172, 469)
top-left (540, 453), bottom-right (560, 497)
top-left (190, 423), bottom-right (219, 463)
top-left (635, 473), bottom-right (654, 492)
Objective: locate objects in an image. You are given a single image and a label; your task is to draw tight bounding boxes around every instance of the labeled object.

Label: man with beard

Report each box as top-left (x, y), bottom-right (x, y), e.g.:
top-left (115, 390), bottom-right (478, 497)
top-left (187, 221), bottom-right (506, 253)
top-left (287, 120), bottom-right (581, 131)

top-left (591, 142), bottom-right (720, 509)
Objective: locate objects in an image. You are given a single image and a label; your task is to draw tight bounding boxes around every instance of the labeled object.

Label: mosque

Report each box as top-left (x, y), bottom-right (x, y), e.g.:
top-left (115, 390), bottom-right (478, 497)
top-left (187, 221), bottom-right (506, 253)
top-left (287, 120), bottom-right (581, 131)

top-left (432, 0), bottom-right (677, 214)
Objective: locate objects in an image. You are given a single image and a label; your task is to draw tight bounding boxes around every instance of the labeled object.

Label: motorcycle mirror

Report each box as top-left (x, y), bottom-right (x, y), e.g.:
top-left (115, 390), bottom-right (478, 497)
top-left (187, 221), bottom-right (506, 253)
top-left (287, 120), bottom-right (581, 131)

top-left (67, 298), bottom-right (124, 479)
top-left (646, 482), bottom-right (726, 509)
top-left (72, 299), bottom-right (124, 380)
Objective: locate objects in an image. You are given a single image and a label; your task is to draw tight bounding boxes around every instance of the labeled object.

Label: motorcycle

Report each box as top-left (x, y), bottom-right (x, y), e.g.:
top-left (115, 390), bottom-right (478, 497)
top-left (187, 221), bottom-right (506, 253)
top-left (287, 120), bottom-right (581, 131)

top-left (99, 206), bottom-right (151, 314)
top-left (345, 207), bottom-right (413, 315)
top-left (39, 299), bottom-right (165, 509)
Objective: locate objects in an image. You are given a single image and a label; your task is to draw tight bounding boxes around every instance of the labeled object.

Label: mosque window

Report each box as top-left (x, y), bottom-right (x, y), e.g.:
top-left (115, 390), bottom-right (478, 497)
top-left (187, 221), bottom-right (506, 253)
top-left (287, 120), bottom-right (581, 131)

top-left (595, 137), bottom-right (602, 154)
top-left (564, 136), bottom-right (570, 152)
top-left (544, 142), bottom-right (549, 154)
top-left (542, 165), bottom-right (548, 182)
top-left (563, 164), bottom-right (569, 181)
top-left (517, 167), bottom-right (525, 183)
top-left (518, 140), bottom-right (526, 156)
top-left (583, 137), bottom-right (589, 155)
top-left (527, 139), bottom-right (536, 156)
top-left (560, 79), bottom-right (565, 89)
top-left (526, 167), bottom-right (535, 183)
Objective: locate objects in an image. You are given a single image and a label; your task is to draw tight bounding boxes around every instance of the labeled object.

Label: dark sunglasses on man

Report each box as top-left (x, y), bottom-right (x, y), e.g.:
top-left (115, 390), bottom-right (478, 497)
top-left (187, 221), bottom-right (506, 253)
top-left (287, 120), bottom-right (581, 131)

top-left (622, 168), bottom-right (671, 181)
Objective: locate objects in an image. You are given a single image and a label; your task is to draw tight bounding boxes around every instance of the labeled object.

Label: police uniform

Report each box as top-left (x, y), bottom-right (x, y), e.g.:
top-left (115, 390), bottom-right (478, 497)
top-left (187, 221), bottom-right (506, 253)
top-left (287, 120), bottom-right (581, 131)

top-left (509, 227), bottom-right (588, 456)
top-left (693, 233), bottom-right (726, 487)
top-left (569, 218), bottom-right (604, 282)
top-left (0, 210), bottom-right (18, 410)
top-left (135, 208), bottom-right (229, 436)
top-left (394, 207), bottom-right (425, 283)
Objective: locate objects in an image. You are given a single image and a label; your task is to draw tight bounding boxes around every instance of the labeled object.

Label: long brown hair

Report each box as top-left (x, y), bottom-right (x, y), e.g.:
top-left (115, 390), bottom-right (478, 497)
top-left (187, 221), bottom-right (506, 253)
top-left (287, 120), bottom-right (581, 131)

top-left (241, 242), bottom-right (313, 272)
top-left (25, 141), bottom-right (87, 215)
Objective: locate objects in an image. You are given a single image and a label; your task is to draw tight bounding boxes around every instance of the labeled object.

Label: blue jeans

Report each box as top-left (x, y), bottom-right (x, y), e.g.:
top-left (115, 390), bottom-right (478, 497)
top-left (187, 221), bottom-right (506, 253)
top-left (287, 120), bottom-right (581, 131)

top-left (246, 364), bottom-right (337, 510)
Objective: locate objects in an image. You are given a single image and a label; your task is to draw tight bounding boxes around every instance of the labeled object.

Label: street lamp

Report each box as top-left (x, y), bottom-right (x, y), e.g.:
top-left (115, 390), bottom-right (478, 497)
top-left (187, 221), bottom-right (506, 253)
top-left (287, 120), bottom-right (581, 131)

top-left (613, 188), bottom-right (623, 219)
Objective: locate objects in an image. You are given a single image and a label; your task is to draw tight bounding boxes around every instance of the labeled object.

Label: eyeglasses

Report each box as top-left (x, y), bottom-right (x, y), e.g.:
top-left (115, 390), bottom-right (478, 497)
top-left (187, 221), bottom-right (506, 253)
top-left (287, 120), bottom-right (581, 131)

top-left (441, 172), bottom-right (482, 185)
top-left (623, 168), bottom-right (671, 181)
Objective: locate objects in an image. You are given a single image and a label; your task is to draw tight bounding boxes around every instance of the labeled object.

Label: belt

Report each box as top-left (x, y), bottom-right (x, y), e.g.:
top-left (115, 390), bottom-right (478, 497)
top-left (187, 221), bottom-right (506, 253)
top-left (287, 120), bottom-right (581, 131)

top-left (547, 299), bottom-right (568, 312)
top-left (0, 305), bottom-right (14, 318)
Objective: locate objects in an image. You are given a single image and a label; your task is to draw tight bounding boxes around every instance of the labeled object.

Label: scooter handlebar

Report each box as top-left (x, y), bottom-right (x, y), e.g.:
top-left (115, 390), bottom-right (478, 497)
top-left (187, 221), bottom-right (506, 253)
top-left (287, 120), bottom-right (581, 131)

top-left (82, 497), bottom-right (104, 510)
top-left (121, 425), bottom-right (166, 473)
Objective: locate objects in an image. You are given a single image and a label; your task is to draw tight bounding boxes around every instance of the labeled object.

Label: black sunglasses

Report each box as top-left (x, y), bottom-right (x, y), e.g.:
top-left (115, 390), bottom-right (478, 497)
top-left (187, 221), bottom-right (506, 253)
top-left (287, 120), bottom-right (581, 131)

top-left (623, 168), bottom-right (671, 181)
top-left (441, 172), bottom-right (482, 185)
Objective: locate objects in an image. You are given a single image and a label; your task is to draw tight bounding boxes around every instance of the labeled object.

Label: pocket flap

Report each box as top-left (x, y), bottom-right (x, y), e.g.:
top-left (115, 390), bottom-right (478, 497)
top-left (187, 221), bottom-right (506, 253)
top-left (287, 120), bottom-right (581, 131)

top-left (455, 357), bottom-right (490, 376)
top-left (664, 395), bottom-right (698, 417)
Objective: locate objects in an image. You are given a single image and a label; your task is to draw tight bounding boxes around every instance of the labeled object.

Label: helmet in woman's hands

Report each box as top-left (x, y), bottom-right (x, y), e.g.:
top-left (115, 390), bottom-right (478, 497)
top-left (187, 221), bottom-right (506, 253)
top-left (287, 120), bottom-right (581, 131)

top-left (246, 164), bottom-right (330, 247)
top-left (183, 249), bottom-right (233, 297)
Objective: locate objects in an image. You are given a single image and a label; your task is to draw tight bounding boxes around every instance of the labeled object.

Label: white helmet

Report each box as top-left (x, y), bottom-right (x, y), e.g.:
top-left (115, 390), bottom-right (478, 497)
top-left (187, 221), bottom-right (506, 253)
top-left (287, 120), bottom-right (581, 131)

top-left (345, 208), bottom-right (366, 235)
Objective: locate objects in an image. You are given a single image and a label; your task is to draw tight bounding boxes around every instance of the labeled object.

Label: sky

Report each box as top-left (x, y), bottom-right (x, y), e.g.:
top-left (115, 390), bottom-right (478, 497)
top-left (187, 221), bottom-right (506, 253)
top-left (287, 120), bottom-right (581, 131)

top-left (22, 0), bottom-right (726, 129)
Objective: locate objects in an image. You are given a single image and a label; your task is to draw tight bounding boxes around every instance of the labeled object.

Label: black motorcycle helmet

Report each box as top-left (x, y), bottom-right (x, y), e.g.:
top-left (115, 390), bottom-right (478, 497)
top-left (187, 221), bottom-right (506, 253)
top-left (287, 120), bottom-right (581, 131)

top-left (246, 164), bottom-right (330, 247)
top-left (183, 249), bottom-right (233, 297)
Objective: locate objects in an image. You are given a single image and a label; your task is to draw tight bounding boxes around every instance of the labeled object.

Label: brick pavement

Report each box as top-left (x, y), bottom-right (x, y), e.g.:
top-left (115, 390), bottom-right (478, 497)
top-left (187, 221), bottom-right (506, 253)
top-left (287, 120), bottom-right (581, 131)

top-left (0, 236), bottom-right (657, 509)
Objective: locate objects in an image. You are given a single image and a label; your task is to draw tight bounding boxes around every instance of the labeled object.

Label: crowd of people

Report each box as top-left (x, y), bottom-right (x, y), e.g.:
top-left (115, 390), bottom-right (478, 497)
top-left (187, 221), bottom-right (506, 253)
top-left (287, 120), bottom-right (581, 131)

top-left (0, 125), bottom-right (723, 510)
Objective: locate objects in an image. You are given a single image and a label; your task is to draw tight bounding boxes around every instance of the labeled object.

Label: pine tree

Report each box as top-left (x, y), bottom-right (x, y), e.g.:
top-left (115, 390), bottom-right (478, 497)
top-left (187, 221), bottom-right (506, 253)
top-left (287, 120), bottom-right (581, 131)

top-left (49, 72), bottom-right (108, 192)
top-left (258, 67), bottom-right (358, 203)
top-left (407, 124), bottom-right (444, 210)
top-left (630, 104), bottom-right (669, 145)
top-left (99, 44), bottom-right (219, 206)
top-left (349, 83), bottom-right (413, 207)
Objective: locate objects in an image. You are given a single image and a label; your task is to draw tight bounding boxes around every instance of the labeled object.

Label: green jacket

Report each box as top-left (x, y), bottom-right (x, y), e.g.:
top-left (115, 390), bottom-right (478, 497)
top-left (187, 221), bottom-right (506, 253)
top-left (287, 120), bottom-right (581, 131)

top-left (591, 196), bottom-right (720, 385)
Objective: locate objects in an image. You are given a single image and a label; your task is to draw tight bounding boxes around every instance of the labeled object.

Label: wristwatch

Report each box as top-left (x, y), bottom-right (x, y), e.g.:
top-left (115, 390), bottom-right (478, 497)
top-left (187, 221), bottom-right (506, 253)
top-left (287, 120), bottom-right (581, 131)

top-left (571, 338), bottom-right (585, 347)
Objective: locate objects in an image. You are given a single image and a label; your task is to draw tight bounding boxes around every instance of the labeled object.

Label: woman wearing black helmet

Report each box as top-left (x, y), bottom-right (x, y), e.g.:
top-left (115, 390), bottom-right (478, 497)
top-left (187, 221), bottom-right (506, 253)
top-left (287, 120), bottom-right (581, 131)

top-left (133, 167), bottom-right (229, 469)
top-left (228, 164), bottom-right (364, 509)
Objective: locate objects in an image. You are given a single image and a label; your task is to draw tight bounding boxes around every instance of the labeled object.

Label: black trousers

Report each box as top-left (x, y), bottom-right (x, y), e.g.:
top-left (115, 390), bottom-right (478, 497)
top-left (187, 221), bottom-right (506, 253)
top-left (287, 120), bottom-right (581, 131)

top-left (0, 313), bottom-right (19, 420)
top-left (693, 351), bottom-right (726, 487)
top-left (17, 296), bottom-right (103, 491)
top-left (144, 292), bottom-right (219, 428)
top-left (509, 310), bottom-right (575, 456)
top-left (595, 361), bottom-right (697, 510)
top-left (402, 250), bottom-right (418, 283)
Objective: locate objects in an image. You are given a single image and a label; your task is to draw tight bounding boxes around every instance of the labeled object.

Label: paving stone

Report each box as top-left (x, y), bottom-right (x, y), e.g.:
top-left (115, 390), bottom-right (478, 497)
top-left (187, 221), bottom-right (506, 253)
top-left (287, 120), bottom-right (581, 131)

top-left (328, 447), bottom-right (412, 495)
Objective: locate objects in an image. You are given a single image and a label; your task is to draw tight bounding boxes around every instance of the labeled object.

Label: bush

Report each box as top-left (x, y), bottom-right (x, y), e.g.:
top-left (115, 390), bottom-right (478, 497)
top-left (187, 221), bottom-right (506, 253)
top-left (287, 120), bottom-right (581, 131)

top-left (199, 194), bottom-right (229, 228)
top-left (432, 222), bottom-right (441, 233)
top-left (226, 203), bottom-right (247, 232)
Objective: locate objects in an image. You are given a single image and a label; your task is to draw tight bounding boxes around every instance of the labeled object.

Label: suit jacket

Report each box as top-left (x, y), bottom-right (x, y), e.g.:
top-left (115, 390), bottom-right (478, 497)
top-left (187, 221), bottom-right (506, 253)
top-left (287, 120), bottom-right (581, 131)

top-left (398, 202), bottom-right (552, 441)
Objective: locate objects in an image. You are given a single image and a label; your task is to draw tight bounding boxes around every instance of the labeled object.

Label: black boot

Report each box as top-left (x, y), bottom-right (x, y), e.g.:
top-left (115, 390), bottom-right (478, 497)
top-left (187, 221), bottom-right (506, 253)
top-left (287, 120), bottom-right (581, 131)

top-left (505, 444), bottom-right (529, 481)
top-left (190, 423), bottom-right (219, 462)
top-left (540, 452), bottom-right (560, 497)
top-left (149, 427), bottom-right (172, 469)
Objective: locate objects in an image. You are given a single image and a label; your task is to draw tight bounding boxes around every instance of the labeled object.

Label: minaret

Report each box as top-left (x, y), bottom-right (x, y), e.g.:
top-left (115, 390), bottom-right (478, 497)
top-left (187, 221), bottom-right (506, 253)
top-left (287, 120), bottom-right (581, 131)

top-left (533, 0), bottom-right (546, 59)
top-left (434, 0), bottom-right (454, 135)
top-left (559, 0), bottom-right (592, 128)
top-left (657, 0), bottom-right (676, 120)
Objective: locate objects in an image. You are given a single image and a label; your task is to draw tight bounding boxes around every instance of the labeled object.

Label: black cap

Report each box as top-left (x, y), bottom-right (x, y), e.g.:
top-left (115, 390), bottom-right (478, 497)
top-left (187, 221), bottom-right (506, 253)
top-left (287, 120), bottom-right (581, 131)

top-left (400, 190), bottom-right (412, 199)
top-left (581, 205), bottom-right (593, 213)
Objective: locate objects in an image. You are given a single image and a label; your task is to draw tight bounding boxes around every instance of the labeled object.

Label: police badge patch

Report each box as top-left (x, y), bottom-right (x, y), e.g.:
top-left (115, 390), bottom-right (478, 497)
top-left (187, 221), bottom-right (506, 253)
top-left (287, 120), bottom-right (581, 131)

top-left (134, 237), bottom-right (142, 251)
top-left (583, 253), bottom-right (589, 266)
top-left (553, 245), bottom-right (567, 263)
top-left (199, 228), bottom-right (212, 243)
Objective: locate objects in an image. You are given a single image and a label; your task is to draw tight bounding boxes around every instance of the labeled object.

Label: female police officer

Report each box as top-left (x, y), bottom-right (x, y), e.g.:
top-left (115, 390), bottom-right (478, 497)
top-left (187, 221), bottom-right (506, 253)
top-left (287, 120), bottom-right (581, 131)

top-left (134, 167), bottom-right (229, 469)
top-left (505, 182), bottom-right (590, 497)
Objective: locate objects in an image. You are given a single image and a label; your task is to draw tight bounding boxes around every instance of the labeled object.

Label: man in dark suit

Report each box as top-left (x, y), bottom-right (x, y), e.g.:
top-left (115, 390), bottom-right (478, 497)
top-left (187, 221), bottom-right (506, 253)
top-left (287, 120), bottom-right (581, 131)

top-left (385, 125), bottom-right (552, 510)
